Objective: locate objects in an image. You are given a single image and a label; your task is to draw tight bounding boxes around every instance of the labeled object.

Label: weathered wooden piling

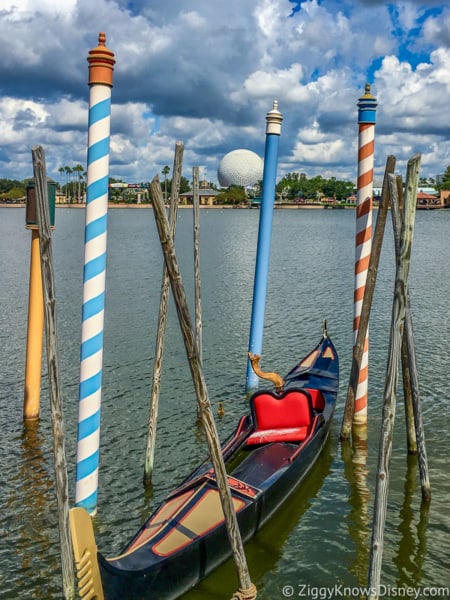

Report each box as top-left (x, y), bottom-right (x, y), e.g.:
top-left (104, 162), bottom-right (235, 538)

top-left (392, 176), bottom-right (416, 454)
top-left (401, 334), bottom-right (417, 454)
top-left (192, 166), bottom-right (203, 363)
top-left (340, 155), bottom-right (396, 440)
top-left (144, 141), bottom-right (184, 485)
top-left (32, 145), bottom-right (75, 600)
top-left (149, 176), bottom-right (256, 600)
top-left (367, 155), bottom-right (420, 600)
top-left (389, 171), bottom-right (431, 502)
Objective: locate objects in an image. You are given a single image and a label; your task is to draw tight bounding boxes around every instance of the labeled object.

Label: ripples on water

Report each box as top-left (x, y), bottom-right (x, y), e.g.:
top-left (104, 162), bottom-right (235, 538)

top-left (1, 207), bottom-right (449, 599)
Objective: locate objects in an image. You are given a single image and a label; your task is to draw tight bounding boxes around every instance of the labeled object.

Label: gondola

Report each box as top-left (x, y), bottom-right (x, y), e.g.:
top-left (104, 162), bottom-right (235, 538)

top-left (70, 327), bottom-right (339, 600)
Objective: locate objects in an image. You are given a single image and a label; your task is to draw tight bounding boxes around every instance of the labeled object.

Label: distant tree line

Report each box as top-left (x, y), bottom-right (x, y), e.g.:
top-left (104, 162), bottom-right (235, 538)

top-left (276, 172), bottom-right (356, 202)
top-left (435, 166), bottom-right (450, 191)
top-left (215, 185), bottom-right (247, 205)
top-left (0, 178), bottom-right (26, 201)
top-left (108, 170), bottom-right (192, 204)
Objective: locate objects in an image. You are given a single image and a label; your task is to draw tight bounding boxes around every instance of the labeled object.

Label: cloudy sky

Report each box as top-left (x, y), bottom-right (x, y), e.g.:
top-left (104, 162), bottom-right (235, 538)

top-left (1, 0), bottom-right (449, 186)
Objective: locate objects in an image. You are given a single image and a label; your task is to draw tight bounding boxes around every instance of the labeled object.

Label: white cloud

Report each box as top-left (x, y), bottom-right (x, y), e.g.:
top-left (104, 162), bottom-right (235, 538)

top-left (0, 0), bottom-right (77, 17)
top-left (0, 0), bottom-right (449, 184)
top-left (375, 50), bottom-right (450, 129)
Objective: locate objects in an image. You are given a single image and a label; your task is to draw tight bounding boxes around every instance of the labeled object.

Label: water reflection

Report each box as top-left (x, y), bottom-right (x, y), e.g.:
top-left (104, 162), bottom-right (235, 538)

top-left (395, 454), bottom-right (429, 589)
top-left (4, 421), bottom-right (60, 598)
top-left (342, 430), bottom-right (431, 594)
top-left (341, 426), bottom-right (371, 587)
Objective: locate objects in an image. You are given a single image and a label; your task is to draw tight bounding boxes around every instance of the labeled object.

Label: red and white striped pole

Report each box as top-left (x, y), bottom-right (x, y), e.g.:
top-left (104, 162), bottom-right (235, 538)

top-left (353, 84), bottom-right (377, 426)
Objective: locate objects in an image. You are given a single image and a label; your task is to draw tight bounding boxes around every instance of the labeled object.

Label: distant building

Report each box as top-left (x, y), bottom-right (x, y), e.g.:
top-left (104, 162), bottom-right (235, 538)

top-left (179, 180), bottom-right (219, 206)
top-left (417, 191), bottom-right (440, 208)
top-left (217, 149), bottom-right (263, 187)
top-left (440, 191), bottom-right (450, 207)
top-left (56, 191), bottom-right (67, 204)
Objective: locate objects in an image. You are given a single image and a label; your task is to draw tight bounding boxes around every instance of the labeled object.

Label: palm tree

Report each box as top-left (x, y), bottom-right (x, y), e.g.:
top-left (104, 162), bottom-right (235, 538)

top-left (58, 166), bottom-right (65, 192)
top-left (64, 165), bottom-right (73, 203)
top-left (162, 165), bottom-right (170, 203)
top-left (73, 164), bottom-right (84, 202)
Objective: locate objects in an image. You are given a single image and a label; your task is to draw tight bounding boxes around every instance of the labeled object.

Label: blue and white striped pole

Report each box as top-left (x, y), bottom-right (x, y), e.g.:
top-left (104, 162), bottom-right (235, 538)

top-left (75, 32), bottom-right (115, 515)
top-left (246, 101), bottom-right (283, 392)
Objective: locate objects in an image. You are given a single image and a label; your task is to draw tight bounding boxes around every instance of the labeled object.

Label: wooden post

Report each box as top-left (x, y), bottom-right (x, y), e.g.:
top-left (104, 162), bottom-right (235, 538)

top-left (149, 177), bottom-right (256, 599)
top-left (367, 155), bottom-right (420, 600)
top-left (389, 172), bottom-right (431, 502)
top-left (401, 334), bottom-right (416, 453)
top-left (340, 156), bottom-right (396, 440)
top-left (32, 146), bottom-right (75, 600)
top-left (193, 167), bottom-right (203, 362)
top-left (403, 302), bottom-right (431, 501)
top-left (391, 176), bottom-right (416, 454)
top-left (144, 141), bottom-right (184, 485)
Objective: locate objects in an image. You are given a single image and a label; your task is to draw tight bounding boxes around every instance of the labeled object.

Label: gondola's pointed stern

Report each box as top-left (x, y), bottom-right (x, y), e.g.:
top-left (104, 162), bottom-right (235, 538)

top-left (69, 507), bottom-right (105, 600)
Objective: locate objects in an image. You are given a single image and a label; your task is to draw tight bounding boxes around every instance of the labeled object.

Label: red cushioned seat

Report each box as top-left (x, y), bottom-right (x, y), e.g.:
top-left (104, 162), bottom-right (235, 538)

top-left (246, 390), bottom-right (313, 445)
top-left (246, 426), bottom-right (309, 445)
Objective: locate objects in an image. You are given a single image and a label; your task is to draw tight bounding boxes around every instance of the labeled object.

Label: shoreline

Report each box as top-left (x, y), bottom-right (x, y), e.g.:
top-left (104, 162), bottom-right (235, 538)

top-left (3, 202), bottom-right (445, 211)
top-left (0, 202), bottom-right (351, 210)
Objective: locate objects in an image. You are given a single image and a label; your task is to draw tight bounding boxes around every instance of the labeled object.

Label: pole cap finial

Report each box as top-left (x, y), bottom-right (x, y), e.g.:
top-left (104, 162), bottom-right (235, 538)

top-left (361, 82), bottom-right (375, 100)
top-left (87, 32), bottom-right (115, 87)
top-left (266, 100), bottom-right (283, 135)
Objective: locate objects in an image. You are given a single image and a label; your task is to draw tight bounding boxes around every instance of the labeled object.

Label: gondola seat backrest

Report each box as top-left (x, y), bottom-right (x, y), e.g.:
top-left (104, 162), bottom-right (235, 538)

top-left (246, 389), bottom-right (314, 445)
top-left (308, 388), bottom-right (326, 411)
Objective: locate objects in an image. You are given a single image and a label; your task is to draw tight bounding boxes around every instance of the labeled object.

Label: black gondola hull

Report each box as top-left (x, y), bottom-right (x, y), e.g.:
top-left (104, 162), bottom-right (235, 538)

top-left (99, 334), bottom-right (339, 600)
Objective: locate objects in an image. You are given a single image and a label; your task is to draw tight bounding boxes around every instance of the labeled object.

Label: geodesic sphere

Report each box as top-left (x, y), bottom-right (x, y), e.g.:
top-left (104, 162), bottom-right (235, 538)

top-left (217, 149), bottom-right (263, 187)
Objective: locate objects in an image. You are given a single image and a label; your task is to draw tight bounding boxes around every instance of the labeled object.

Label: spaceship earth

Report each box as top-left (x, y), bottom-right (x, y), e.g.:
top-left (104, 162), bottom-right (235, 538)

top-left (217, 149), bottom-right (264, 187)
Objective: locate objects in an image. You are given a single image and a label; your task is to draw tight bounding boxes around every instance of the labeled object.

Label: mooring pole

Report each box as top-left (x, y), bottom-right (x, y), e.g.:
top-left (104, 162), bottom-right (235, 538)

top-left (352, 84), bottom-right (377, 427)
top-left (367, 155), bottom-right (420, 600)
top-left (340, 155), bottom-right (394, 440)
top-left (144, 141), bottom-right (184, 485)
top-left (32, 146), bottom-right (75, 599)
top-left (24, 178), bottom-right (56, 420)
top-left (246, 101), bottom-right (283, 393)
top-left (23, 227), bottom-right (44, 420)
top-left (389, 171), bottom-right (431, 502)
top-left (76, 32), bottom-right (115, 515)
top-left (150, 177), bottom-right (256, 600)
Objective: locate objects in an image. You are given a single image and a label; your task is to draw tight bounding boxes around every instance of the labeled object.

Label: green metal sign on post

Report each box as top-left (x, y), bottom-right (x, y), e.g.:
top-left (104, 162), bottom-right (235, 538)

top-left (26, 178), bottom-right (56, 228)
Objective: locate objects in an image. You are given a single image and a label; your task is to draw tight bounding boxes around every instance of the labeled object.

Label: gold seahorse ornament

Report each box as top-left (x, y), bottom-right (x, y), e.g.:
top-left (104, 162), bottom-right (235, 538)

top-left (248, 352), bottom-right (285, 392)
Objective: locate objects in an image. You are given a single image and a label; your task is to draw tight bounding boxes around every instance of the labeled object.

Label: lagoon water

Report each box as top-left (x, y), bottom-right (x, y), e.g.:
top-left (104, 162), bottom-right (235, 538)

top-left (1, 206), bottom-right (449, 599)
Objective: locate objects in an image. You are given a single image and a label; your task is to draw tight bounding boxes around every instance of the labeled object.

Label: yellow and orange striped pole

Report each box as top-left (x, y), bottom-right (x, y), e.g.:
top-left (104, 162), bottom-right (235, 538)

top-left (353, 84), bottom-right (377, 426)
